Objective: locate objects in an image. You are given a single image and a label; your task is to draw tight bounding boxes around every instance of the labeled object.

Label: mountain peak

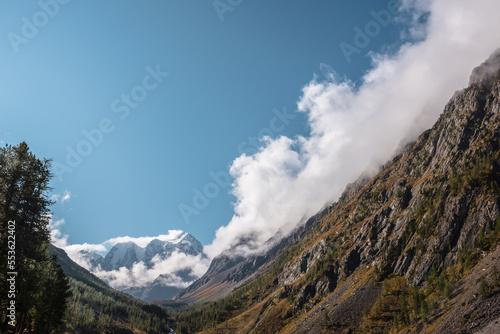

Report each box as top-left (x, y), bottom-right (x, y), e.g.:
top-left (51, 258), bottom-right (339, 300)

top-left (71, 231), bottom-right (207, 301)
top-left (469, 48), bottom-right (500, 85)
top-left (101, 241), bottom-right (145, 271)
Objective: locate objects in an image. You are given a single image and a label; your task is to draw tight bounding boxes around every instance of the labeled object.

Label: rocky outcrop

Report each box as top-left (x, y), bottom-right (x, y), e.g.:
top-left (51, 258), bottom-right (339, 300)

top-left (280, 240), bottom-right (326, 285)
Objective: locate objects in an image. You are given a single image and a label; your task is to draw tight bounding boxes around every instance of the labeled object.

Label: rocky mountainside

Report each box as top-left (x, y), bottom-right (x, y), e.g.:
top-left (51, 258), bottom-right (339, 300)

top-left (174, 50), bottom-right (500, 334)
top-left (174, 213), bottom-right (323, 303)
top-left (77, 231), bottom-right (206, 301)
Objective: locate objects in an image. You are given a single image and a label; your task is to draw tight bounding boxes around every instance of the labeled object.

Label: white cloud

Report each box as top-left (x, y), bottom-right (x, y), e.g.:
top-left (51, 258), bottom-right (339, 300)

top-left (51, 190), bottom-right (72, 204)
top-left (204, 0), bottom-right (500, 258)
top-left (59, 230), bottom-right (187, 258)
top-left (61, 190), bottom-right (71, 203)
top-left (92, 251), bottom-right (210, 289)
top-left (64, 243), bottom-right (108, 254)
top-left (49, 217), bottom-right (107, 266)
top-left (103, 230), bottom-right (186, 248)
top-left (49, 217), bottom-right (68, 248)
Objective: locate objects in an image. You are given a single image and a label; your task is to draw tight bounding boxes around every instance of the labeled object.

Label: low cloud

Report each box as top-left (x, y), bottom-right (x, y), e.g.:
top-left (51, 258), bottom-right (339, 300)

top-left (51, 190), bottom-right (72, 204)
top-left (103, 231), bottom-right (186, 248)
top-left (49, 221), bottom-right (209, 289)
top-left (204, 0), bottom-right (500, 258)
top-left (61, 190), bottom-right (71, 203)
top-left (49, 217), bottom-right (69, 249)
top-left (92, 251), bottom-right (210, 289)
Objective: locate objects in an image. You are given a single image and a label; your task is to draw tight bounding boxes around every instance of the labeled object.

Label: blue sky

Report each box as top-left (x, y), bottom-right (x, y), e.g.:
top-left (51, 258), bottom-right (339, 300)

top-left (5, 0), bottom-right (499, 290)
top-left (5, 0), bottom-right (499, 258)
top-left (1, 0), bottom-right (403, 246)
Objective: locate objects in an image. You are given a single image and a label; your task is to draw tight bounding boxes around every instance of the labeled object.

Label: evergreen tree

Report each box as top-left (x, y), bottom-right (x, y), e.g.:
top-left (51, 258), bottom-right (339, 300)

top-left (0, 142), bottom-right (70, 333)
top-left (322, 309), bottom-right (329, 328)
top-left (34, 259), bottom-right (71, 333)
top-left (479, 276), bottom-right (489, 298)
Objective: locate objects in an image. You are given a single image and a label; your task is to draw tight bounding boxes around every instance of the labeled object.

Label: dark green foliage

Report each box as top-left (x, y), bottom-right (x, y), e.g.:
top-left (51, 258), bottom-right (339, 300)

top-left (420, 299), bottom-right (428, 323)
top-left (396, 184), bottom-right (412, 207)
top-left (33, 259), bottom-right (71, 333)
top-left (458, 245), bottom-right (476, 271)
top-left (366, 276), bottom-right (441, 331)
top-left (322, 309), bottom-right (329, 328)
top-left (65, 278), bottom-right (170, 334)
top-left (425, 267), bottom-right (454, 301)
top-left (475, 228), bottom-right (485, 249)
top-left (363, 303), bottom-right (371, 318)
top-left (0, 142), bottom-right (70, 333)
top-left (479, 276), bottom-right (489, 298)
top-left (0, 143), bottom-right (170, 334)
top-left (306, 248), bottom-right (337, 281)
top-left (492, 266), bottom-right (500, 287)
top-left (449, 173), bottom-right (462, 196)
top-left (178, 272), bottom-right (275, 332)
top-left (448, 151), bottom-right (499, 196)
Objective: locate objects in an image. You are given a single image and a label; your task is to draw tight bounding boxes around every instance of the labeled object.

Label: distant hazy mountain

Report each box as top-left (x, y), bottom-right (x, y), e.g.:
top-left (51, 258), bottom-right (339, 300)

top-left (101, 241), bottom-right (146, 271)
top-left (77, 231), bottom-right (206, 301)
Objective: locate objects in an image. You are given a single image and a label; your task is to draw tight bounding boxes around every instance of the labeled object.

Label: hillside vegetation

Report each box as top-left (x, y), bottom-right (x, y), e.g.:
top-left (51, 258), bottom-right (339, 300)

top-left (52, 246), bottom-right (173, 334)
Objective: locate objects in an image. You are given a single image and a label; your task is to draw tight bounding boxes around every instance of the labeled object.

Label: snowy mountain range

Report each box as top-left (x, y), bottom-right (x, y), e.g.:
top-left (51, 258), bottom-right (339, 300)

top-left (75, 231), bottom-right (207, 301)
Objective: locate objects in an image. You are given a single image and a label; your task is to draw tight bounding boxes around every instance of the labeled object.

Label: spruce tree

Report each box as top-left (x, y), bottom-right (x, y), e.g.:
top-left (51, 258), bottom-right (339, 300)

top-left (0, 142), bottom-right (70, 333)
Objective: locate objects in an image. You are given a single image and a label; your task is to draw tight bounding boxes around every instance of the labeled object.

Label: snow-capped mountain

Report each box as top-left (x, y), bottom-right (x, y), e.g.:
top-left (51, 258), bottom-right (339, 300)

top-left (78, 249), bottom-right (104, 269)
top-left (81, 231), bottom-right (204, 271)
top-left (101, 241), bottom-right (146, 271)
top-left (75, 231), bottom-right (207, 301)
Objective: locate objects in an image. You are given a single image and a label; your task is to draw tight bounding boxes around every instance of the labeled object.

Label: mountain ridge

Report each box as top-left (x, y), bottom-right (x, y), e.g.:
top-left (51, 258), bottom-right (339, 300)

top-left (73, 231), bottom-right (206, 302)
